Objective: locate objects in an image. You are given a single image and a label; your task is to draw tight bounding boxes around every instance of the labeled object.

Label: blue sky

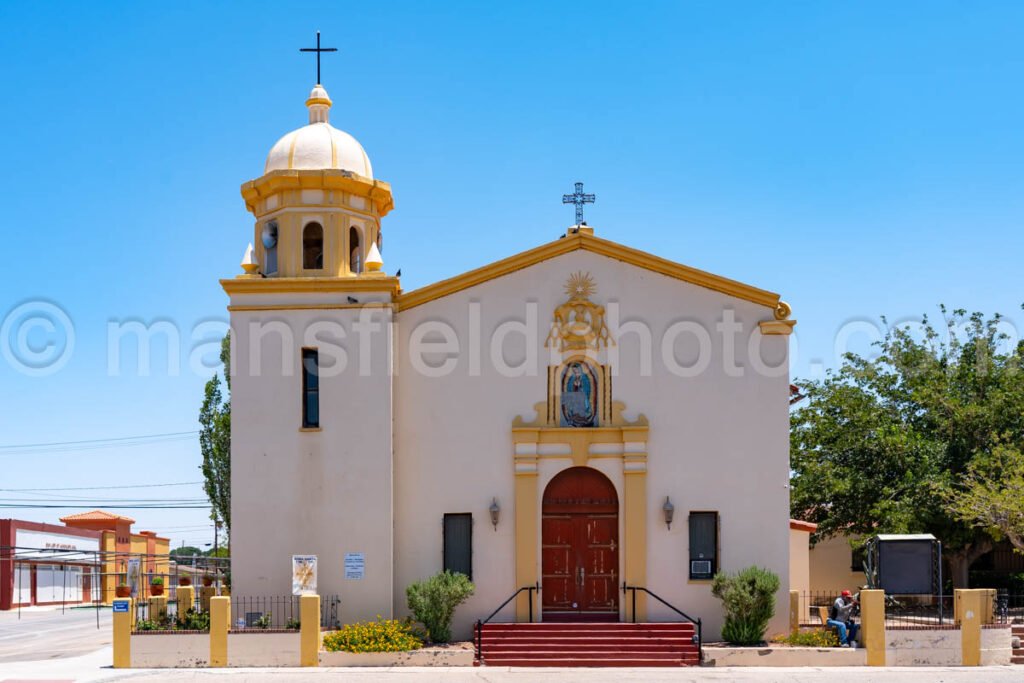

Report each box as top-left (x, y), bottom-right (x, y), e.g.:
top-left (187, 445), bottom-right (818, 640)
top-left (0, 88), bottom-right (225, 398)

top-left (1, 1), bottom-right (1023, 547)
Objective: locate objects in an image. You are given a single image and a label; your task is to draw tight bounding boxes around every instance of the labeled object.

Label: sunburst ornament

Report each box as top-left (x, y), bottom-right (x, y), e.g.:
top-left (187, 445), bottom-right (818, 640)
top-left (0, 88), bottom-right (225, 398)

top-left (564, 271), bottom-right (596, 300)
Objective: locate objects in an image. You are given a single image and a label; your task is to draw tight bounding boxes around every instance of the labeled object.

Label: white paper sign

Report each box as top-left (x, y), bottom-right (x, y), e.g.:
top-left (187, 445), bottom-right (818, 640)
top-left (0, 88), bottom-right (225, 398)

top-left (292, 555), bottom-right (317, 596)
top-left (344, 553), bottom-right (365, 580)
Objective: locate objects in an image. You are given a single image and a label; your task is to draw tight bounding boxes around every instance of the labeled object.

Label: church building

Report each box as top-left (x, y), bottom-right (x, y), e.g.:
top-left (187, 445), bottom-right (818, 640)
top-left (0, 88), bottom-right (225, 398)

top-left (224, 76), bottom-right (797, 642)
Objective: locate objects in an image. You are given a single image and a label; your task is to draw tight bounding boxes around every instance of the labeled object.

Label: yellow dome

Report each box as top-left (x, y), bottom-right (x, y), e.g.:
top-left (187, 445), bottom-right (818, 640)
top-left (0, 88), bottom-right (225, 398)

top-left (264, 85), bottom-right (373, 177)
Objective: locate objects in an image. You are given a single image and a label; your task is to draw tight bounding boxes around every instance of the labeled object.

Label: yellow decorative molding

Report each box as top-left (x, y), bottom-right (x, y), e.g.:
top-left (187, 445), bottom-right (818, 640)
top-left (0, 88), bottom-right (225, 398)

top-left (228, 302), bottom-right (395, 312)
top-left (759, 319), bottom-right (797, 335)
top-left (241, 169), bottom-right (394, 217)
top-left (774, 300), bottom-right (793, 321)
top-left (397, 232), bottom-right (783, 312)
top-left (221, 276), bottom-right (401, 297)
top-left (544, 272), bottom-right (614, 353)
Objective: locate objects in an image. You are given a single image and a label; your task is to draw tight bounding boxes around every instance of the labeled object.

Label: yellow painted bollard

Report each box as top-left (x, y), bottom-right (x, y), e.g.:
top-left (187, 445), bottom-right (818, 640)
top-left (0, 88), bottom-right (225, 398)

top-left (789, 590), bottom-right (800, 633)
top-left (958, 589), bottom-right (982, 666)
top-left (150, 595), bottom-right (168, 622)
top-left (860, 589), bottom-right (885, 666)
top-left (112, 597), bottom-right (133, 668)
top-left (210, 596), bottom-right (230, 667)
top-left (300, 594), bottom-right (321, 667)
top-left (177, 585), bottom-right (196, 614)
top-left (200, 585), bottom-right (216, 613)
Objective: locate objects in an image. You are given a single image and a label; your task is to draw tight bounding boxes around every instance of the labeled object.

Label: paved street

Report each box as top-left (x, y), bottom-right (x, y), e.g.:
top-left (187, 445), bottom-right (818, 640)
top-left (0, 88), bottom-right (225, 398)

top-left (0, 612), bottom-right (1020, 683)
top-left (0, 605), bottom-right (110, 664)
top-left (2, 652), bottom-right (1023, 683)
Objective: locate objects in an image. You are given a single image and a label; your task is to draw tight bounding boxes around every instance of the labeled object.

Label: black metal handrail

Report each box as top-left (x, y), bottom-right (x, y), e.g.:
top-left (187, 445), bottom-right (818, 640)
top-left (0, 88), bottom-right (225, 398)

top-left (473, 583), bottom-right (540, 664)
top-left (622, 583), bottom-right (702, 662)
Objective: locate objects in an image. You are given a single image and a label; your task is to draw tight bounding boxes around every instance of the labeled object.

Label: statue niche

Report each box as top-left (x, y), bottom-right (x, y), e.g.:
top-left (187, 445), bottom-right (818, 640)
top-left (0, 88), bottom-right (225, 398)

top-left (560, 360), bottom-right (599, 428)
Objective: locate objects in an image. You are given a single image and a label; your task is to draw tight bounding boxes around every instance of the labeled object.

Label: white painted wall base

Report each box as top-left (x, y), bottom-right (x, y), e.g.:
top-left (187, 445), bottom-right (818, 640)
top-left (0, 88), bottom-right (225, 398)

top-left (130, 633), bottom-right (208, 668)
top-left (702, 646), bottom-right (866, 667)
top-left (319, 647), bottom-right (474, 667)
top-left (228, 632), bottom-right (301, 667)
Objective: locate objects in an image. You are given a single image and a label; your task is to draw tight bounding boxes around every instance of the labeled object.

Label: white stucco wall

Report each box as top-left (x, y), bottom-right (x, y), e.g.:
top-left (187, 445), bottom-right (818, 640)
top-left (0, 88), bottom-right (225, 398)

top-left (230, 290), bottom-right (395, 621)
top-left (809, 534), bottom-right (864, 595)
top-left (392, 249), bottom-right (791, 640)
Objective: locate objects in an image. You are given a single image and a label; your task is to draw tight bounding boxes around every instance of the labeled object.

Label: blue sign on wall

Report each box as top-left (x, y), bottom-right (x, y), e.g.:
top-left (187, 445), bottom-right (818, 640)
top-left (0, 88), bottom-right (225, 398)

top-left (113, 600), bottom-right (129, 613)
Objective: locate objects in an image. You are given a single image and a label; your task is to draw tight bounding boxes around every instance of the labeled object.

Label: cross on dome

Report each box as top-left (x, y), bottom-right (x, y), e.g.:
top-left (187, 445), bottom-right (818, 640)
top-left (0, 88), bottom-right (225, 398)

top-left (299, 30), bottom-right (338, 85)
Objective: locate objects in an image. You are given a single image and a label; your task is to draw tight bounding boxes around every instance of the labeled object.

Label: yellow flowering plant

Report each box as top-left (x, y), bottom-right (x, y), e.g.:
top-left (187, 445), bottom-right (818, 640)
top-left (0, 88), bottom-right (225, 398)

top-left (322, 617), bottom-right (424, 653)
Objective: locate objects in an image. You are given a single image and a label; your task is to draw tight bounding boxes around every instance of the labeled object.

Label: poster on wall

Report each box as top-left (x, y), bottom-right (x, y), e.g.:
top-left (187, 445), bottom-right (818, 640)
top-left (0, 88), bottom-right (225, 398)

top-left (344, 553), bottom-right (365, 580)
top-left (126, 558), bottom-right (142, 597)
top-left (292, 555), bottom-right (317, 596)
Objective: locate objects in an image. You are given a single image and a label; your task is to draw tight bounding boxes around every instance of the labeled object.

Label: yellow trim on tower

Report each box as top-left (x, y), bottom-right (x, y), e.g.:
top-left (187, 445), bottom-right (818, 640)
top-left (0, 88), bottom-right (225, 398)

top-left (398, 232), bottom-right (784, 312)
top-left (758, 320), bottom-right (797, 335)
top-left (220, 276), bottom-right (401, 297)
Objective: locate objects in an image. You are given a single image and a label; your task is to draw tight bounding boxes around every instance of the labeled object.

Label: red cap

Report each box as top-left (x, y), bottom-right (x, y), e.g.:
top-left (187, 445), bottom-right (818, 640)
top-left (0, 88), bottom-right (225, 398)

top-left (841, 590), bottom-right (852, 597)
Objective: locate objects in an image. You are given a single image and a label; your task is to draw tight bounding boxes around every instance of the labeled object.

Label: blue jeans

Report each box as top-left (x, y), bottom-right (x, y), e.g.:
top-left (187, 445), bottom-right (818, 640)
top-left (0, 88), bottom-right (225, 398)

top-left (827, 619), bottom-right (859, 645)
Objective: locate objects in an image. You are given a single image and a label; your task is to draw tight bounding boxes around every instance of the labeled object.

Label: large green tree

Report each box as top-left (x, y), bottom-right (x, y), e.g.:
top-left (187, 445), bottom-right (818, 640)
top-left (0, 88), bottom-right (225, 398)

top-left (790, 308), bottom-right (1024, 587)
top-left (947, 444), bottom-right (1024, 552)
top-left (199, 334), bottom-right (231, 542)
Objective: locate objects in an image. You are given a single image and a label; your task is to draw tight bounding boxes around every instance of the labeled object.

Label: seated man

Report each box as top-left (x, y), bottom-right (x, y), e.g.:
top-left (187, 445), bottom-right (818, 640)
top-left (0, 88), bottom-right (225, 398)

top-left (828, 590), bottom-right (860, 647)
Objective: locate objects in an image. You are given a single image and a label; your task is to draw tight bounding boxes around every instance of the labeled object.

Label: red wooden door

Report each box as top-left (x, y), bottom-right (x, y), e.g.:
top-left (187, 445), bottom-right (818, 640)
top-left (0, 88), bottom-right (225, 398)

top-left (542, 467), bottom-right (619, 621)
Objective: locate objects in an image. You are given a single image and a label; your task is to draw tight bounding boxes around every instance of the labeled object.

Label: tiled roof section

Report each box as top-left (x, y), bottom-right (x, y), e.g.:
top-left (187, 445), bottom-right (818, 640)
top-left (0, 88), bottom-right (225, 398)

top-left (790, 519), bottom-right (818, 533)
top-left (60, 509), bottom-right (136, 524)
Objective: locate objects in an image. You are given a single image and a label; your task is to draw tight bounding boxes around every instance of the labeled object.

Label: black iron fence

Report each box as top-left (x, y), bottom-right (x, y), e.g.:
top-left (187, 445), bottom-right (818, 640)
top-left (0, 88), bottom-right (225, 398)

top-left (230, 594), bottom-right (341, 631)
top-left (993, 591), bottom-right (1024, 624)
top-left (884, 594), bottom-right (954, 628)
top-left (797, 591), bottom-right (845, 626)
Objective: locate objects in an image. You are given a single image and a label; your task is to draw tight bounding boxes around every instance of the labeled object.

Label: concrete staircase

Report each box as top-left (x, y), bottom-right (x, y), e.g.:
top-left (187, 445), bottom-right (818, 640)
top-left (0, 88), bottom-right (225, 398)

top-left (476, 622), bottom-right (700, 667)
top-left (1012, 625), bottom-right (1024, 665)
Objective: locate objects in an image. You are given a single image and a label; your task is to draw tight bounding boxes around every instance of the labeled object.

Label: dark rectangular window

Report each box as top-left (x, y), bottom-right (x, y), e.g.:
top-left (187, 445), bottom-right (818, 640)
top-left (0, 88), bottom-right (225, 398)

top-left (851, 546), bottom-right (866, 572)
top-left (689, 511), bottom-right (718, 580)
top-left (302, 348), bottom-right (319, 428)
top-left (443, 513), bottom-right (472, 580)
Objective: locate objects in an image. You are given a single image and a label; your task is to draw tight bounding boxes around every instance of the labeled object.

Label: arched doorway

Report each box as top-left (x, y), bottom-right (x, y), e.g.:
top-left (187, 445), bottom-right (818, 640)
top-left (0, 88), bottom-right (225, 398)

top-left (541, 466), bottom-right (619, 621)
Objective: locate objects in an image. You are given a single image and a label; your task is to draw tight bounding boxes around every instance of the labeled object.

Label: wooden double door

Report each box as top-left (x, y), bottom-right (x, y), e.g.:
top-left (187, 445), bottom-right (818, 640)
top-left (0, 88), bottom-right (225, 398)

top-left (541, 467), bottom-right (619, 621)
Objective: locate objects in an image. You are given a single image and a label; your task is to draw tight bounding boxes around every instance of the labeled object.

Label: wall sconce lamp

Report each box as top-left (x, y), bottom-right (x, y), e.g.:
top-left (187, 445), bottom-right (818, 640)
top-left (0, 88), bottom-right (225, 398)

top-left (489, 498), bottom-right (500, 531)
top-left (663, 496), bottom-right (675, 530)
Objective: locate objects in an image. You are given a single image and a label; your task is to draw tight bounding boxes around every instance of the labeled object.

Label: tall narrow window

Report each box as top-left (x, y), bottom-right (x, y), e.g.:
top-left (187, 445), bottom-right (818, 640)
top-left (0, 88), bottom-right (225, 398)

top-left (301, 348), bottom-right (319, 428)
top-left (442, 513), bottom-right (473, 579)
top-left (262, 221), bottom-right (278, 275)
top-left (688, 511), bottom-right (718, 580)
top-left (303, 222), bottom-right (324, 270)
top-left (349, 226), bottom-right (362, 274)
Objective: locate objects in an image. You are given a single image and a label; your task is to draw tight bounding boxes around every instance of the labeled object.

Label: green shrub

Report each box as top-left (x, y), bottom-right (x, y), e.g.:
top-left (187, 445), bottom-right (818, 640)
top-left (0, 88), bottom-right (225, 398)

top-left (285, 617), bottom-right (301, 630)
top-left (176, 608), bottom-right (210, 632)
top-left (711, 566), bottom-right (780, 645)
top-left (150, 576), bottom-right (164, 586)
top-left (772, 629), bottom-right (839, 647)
top-left (405, 571), bottom-right (474, 643)
top-left (322, 617), bottom-right (423, 653)
top-left (254, 612), bottom-right (272, 629)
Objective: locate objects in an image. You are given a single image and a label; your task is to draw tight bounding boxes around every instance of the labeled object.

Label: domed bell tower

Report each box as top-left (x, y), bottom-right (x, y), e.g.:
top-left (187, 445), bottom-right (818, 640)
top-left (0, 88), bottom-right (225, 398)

top-left (224, 63), bottom-right (397, 622)
top-left (240, 84), bottom-right (390, 279)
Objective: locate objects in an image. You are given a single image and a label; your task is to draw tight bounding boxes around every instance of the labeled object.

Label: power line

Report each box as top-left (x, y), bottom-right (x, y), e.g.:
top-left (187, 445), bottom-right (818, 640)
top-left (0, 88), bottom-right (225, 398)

top-left (0, 431), bottom-right (199, 456)
top-left (0, 504), bottom-right (210, 509)
top-left (0, 481), bottom-right (203, 492)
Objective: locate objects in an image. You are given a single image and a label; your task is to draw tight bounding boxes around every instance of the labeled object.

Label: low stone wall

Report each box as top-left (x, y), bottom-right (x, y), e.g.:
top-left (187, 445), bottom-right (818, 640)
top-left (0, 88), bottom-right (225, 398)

top-left (981, 626), bottom-right (1011, 666)
top-left (131, 633), bottom-right (208, 668)
top-left (320, 646), bottom-right (474, 667)
top-left (884, 626), bottom-right (1011, 666)
top-left (886, 627), bottom-right (960, 666)
top-left (703, 646), bottom-right (866, 667)
top-left (228, 631), bottom-right (301, 667)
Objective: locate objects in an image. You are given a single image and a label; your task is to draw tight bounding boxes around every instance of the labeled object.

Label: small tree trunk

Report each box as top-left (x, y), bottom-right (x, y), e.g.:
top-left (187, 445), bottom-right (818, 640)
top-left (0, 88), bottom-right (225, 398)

top-left (945, 539), bottom-right (993, 589)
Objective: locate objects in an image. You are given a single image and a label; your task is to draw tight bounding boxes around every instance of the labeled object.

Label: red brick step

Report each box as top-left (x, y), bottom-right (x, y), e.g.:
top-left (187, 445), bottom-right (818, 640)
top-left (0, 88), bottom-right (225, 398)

top-left (477, 622), bottom-right (700, 667)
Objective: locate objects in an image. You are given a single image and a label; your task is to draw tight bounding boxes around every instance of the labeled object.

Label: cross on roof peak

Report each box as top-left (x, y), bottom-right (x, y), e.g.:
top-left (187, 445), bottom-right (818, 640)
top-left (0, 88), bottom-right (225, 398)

top-left (562, 181), bottom-right (596, 225)
top-left (300, 31), bottom-right (338, 85)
